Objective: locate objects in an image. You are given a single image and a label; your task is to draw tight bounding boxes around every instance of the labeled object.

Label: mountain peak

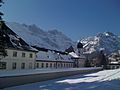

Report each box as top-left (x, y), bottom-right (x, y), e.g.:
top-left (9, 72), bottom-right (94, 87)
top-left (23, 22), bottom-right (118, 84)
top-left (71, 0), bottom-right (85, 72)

top-left (6, 22), bottom-right (75, 51)
top-left (96, 32), bottom-right (115, 37)
top-left (103, 32), bottom-right (115, 36)
top-left (81, 32), bottom-right (120, 54)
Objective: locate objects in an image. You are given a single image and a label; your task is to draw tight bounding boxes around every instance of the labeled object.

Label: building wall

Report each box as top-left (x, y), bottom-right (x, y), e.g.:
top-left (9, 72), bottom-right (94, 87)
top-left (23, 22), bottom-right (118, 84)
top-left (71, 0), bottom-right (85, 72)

top-left (0, 48), bottom-right (86, 70)
top-left (36, 61), bottom-right (74, 69)
top-left (0, 49), bottom-right (36, 70)
top-left (78, 58), bottom-right (85, 67)
top-left (108, 64), bottom-right (120, 69)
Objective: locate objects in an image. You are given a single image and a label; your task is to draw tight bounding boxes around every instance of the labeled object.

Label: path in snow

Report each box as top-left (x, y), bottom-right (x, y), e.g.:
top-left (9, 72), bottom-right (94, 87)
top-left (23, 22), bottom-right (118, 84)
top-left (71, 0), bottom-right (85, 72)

top-left (2, 69), bottom-right (120, 90)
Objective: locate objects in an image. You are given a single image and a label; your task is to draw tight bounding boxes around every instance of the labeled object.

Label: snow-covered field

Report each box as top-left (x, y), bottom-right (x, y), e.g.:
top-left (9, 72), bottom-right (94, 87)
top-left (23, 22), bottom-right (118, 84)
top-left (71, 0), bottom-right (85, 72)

top-left (2, 69), bottom-right (120, 90)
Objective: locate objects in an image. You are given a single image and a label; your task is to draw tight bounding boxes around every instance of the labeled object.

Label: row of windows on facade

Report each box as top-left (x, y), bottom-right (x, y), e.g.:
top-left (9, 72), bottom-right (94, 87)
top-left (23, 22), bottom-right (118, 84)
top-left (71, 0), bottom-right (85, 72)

top-left (13, 51), bottom-right (33, 58)
top-left (12, 62), bottom-right (33, 69)
top-left (0, 62), bottom-right (73, 69)
top-left (109, 65), bottom-right (120, 69)
top-left (36, 62), bottom-right (73, 68)
top-left (0, 62), bottom-right (32, 69)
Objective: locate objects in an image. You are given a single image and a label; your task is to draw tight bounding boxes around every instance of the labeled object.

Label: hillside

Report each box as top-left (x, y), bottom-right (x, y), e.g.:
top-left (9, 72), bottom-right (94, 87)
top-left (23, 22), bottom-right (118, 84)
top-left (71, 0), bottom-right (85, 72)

top-left (6, 22), bottom-right (75, 51)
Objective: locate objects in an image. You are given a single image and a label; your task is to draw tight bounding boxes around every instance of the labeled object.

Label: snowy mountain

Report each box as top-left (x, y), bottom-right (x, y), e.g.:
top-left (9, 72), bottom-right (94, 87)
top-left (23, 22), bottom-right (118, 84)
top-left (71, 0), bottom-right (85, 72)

top-left (81, 32), bottom-right (120, 54)
top-left (6, 22), bottom-right (75, 51)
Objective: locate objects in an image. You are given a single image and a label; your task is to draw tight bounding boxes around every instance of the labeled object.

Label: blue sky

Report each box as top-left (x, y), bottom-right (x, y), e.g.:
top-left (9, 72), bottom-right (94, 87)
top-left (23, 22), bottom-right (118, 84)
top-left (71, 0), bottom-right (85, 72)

top-left (1, 0), bottom-right (120, 41)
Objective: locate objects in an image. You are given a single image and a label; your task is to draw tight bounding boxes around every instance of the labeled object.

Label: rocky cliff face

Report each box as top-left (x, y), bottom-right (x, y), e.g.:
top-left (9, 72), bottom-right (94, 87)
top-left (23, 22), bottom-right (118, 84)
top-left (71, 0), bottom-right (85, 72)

top-left (80, 32), bottom-right (120, 54)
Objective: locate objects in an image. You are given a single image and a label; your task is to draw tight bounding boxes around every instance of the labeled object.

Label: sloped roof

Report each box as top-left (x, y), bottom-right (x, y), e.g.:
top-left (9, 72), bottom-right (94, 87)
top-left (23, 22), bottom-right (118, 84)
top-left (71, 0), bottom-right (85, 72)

top-left (69, 52), bottom-right (79, 58)
top-left (36, 50), bottom-right (74, 62)
top-left (0, 21), bottom-right (37, 52)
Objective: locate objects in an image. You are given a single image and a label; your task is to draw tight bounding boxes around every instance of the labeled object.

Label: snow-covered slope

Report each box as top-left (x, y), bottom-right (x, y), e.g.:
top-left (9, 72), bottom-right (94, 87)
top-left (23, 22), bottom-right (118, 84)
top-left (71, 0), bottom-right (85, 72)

top-left (6, 22), bottom-right (75, 51)
top-left (81, 32), bottom-right (120, 54)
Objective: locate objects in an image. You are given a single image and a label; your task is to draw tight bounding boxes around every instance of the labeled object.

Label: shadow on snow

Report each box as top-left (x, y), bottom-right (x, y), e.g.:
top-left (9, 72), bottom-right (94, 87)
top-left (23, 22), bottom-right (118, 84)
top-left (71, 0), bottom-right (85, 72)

top-left (3, 72), bottom-right (120, 90)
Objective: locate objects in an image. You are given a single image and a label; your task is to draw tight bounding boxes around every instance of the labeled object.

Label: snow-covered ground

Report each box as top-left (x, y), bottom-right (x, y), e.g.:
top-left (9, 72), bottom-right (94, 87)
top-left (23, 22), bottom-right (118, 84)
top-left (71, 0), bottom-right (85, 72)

top-left (2, 69), bottom-right (120, 90)
top-left (0, 67), bottom-right (101, 77)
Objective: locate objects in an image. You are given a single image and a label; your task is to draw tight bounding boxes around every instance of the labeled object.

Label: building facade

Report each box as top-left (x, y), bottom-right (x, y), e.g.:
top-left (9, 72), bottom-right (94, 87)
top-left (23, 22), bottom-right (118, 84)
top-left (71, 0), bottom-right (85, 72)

top-left (36, 60), bottom-right (74, 69)
top-left (108, 62), bottom-right (120, 69)
top-left (0, 48), bottom-right (36, 70)
top-left (34, 47), bottom-right (74, 69)
top-left (0, 21), bottom-right (37, 70)
top-left (34, 45), bottom-right (85, 69)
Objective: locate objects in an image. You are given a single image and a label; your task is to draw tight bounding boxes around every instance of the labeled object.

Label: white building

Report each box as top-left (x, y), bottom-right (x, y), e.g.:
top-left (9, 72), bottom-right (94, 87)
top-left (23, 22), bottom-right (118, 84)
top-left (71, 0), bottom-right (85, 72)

top-left (69, 52), bottom-right (85, 67)
top-left (34, 47), bottom-right (74, 69)
top-left (0, 48), bottom-right (37, 70)
top-left (0, 22), bottom-right (38, 70)
top-left (34, 44), bottom-right (86, 69)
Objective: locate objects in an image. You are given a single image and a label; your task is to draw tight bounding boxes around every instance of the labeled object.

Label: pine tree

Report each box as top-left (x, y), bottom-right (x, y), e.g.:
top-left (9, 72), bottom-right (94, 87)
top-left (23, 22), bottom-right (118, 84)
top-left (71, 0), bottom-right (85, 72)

top-left (0, 0), bottom-right (4, 21)
top-left (99, 50), bottom-right (108, 69)
top-left (0, 0), bottom-right (7, 59)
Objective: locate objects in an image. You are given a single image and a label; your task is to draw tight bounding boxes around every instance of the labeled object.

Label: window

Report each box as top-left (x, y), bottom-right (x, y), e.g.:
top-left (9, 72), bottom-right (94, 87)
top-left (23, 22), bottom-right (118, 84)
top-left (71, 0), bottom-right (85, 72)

top-left (50, 63), bottom-right (52, 68)
top-left (41, 63), bottom-right (44, 68)
top-left (61, 63), bottom-right (63, 67)
top-left (36, 63), bottom-right (39, 68)
top-left (29, 53), bottom-right (33, 58)
top-left (21, 63), bottom-right (25, 69)
top-left (13, 51), bottom-right (17, 57)
top-left (64, 63), bottom-right (66, 67)
top-left (69, 64), bottom-right (70, 67)
top-left (54, 63), bottom-right (56, 68)
top-left (66, 64), bottom-right (68, 68)
top-left (58, 63), bottom-right (60, 68)
top-left (12, 62), bottom-right (16, 69)
top-left (46, 63), bottom-right (48, 68)
top-left (22, 53), bottom-right (25, 57)
top-left (0, 62), bottom-right (6, 69)
top-left (29, 63), bottom-right (32, 69)
top-left (71, 63), bottom-right (73, 67)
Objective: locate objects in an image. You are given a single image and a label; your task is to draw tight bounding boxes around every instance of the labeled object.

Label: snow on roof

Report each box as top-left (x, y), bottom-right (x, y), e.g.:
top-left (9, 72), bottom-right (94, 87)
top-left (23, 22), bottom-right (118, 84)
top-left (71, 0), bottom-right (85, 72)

top-left (110, 62), bottom-right (119, 64)
top-left (36, 50), bottom-right (73, 62)
top-left (29, 46), bottom-right (38, 52)
top-left (69, 52), bottom-right (79, 58)
top-left (0, 22), bottom-right (38, 52)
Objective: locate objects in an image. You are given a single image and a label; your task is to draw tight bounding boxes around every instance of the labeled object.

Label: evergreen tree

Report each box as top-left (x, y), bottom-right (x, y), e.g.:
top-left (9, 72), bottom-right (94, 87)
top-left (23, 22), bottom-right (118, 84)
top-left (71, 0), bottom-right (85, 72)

top-left (0, 0), bottom-right (7, 59)
top-left (0, 0), bottom-right (4, 21)
top-left (99, 50), bottom-right (108, 69)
